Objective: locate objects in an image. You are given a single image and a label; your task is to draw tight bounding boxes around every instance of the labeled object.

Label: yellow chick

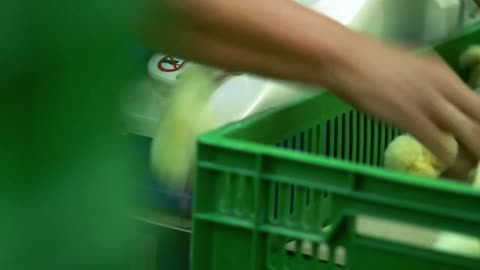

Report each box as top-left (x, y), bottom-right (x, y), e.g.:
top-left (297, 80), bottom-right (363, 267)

top-left (150, 64), bottom-right (223, 191)
top-left (383, 134), bottom-right (458, 178)
top-left (390, 47), bottom-right (480, 255)
top-left (459, 45), bottom-right (480, 88)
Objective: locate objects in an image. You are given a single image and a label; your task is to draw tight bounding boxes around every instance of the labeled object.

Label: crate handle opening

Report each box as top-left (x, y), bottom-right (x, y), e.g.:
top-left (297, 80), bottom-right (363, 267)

top-left (355, 215), bottom-right (480, 259)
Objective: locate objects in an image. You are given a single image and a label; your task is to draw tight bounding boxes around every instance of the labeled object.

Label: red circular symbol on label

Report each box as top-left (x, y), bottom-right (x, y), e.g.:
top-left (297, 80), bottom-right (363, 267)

top-left (157, 56), bottom-right (187, 72)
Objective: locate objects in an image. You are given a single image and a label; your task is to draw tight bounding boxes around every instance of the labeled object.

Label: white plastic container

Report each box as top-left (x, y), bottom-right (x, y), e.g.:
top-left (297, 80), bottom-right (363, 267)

top-left (123, 53), bottom-right (192, 137)
top-left (123, 53), bottom-right (313, 137)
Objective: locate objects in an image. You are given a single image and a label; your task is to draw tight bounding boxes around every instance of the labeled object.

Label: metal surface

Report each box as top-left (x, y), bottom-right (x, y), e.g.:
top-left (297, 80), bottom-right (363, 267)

top-left (131, 216), bottom-right (190, 270)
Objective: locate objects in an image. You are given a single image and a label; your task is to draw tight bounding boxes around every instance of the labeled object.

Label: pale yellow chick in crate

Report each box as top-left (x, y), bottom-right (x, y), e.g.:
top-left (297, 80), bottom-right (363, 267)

top-left (384, 45), bottom-right (480, 180)
top-left (384, 46), bottom-right (480, 257)
top-left (383, 134), bottom-right (459, 178)
top-left (383, 134), bottom-right (480, 258)
top-left (460, 45), bottom-right (480, 88)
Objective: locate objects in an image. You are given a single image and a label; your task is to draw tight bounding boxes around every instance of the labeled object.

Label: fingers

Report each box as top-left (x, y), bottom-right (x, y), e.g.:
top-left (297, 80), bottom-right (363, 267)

top-left (437, 69), bottom-right (480, 122)
top-left (444, 147), bottom-right (477, 180)
top-left (430, 96), bottom-right (480, 161)
top-left (405, 111), bottom-right (458, 166)
top-left (449, 88), bottom-right (480, 122)
top-left (423, 62), bottom-right (480, 161)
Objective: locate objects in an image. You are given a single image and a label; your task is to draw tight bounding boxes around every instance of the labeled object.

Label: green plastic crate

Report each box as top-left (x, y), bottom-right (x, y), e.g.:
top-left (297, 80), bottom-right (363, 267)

top-left (191, 24), bottom-right (480, 270)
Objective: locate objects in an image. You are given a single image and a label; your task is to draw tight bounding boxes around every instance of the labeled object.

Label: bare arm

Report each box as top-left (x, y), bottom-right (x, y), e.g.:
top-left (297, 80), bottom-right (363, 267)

top-left (138, 0), bottom-right (480, 165)
top-left (138, 0), bottom-right (367, 87)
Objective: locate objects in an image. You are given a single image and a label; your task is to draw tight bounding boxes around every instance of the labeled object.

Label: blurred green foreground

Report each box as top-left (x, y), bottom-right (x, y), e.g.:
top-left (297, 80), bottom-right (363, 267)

top-left (0, 0), bottom-right (165, 269)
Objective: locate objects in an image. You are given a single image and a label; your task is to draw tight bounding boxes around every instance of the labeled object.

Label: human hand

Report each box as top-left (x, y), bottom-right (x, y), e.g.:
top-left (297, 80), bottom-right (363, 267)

top-left (328, 39), bottom-right (480, 166)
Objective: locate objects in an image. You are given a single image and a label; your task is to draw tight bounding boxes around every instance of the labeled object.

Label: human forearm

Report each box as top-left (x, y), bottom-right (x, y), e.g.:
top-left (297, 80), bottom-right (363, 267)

top-left (138, 0), bottom-right (370, 88)
top-left (137, 0), bottom-right (480, 164)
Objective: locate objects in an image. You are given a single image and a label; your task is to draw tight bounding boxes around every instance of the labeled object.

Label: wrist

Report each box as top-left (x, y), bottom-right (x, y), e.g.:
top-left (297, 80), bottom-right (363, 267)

top-left (311, 32), bottom-right (366, 89)
top-left (314, 32), bottom-right (387, 94)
